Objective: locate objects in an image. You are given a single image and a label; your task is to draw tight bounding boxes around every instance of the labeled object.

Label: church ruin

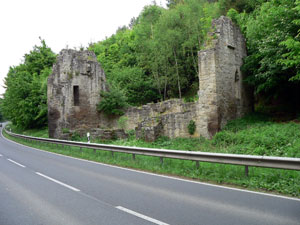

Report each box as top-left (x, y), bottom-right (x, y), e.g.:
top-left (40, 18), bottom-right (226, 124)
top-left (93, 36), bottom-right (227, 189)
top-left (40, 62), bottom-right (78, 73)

top-left (48, 16), bottom-right (252, 140)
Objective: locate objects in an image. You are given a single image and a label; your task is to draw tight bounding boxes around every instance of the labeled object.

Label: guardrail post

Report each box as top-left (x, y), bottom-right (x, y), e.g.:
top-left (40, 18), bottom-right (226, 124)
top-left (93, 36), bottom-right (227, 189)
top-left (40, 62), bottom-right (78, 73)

top-left (93, 149), bottom-right (96, 154)
top-left (245, 166), bottom-right (249, 177)
top-left (196, 161), bottom-right (199, 169)
top-left (80, 147), bottom-right (82, 153)
top-left (160, 157), bottom-right (164, 165)
top-left (132, 154), bottom-right (136, 161)
top-left (111, 151), bottom-right (114, 158)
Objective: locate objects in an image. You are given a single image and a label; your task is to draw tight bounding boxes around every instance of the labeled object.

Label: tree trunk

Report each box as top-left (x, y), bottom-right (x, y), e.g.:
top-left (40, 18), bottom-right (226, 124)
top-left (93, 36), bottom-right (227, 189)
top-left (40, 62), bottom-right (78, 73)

top-left (153, 70), bottom-right (162, 99)
top-left (164, 63), bottom-right (168, 100)
top-left (164, 76), bottom-right (168, 100)
top-left (191, 48), bottom-right (198, 74)
top-left (173, 49), bottom-right (181, 99)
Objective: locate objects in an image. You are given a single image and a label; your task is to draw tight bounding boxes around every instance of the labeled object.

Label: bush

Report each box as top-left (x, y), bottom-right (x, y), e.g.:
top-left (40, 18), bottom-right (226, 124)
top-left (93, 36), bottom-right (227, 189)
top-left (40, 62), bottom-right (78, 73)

top-left (62, 128), bottom-right (70, 134)
top-left (97, 87), bottom-right (128, 116)
top-left (71, 132), bottom-right (81, 141)
top-left (187, 120), bottom-right (196, 135)
top-left (117, 116), bottom-right (128, 130)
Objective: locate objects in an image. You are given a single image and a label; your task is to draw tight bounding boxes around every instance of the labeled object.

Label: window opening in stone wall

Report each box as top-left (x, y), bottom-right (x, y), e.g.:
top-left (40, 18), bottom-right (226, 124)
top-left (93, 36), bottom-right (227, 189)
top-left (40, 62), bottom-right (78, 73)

top-left (234, 70), bottom-right (239, 82)
top-left (73, 86), bottom-right (79, 106)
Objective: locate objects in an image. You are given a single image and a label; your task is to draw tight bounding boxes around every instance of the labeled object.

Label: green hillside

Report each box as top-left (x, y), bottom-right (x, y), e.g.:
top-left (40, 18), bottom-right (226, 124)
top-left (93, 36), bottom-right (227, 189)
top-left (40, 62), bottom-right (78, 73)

top-left (1, 0), bottom-right (300, 129)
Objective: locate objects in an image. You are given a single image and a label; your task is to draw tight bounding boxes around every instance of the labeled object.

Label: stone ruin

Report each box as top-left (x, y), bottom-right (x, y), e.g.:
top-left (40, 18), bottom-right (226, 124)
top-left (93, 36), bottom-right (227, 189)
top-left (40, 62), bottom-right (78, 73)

top-left (48, 16), bottom-right (252, 141)
top-left (197, 16), bottom-right (252, 137)
top-left (47, 50), bottom-right (108, 139)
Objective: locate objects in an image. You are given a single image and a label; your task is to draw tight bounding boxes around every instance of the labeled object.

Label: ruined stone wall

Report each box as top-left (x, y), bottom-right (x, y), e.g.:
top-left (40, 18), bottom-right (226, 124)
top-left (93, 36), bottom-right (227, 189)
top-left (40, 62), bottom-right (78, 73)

top-left (123, 99), bottom-right (198, 140)
top-left (47, 16), bottom-right (251, 141)
top-left (47, 49), bottom-right (108, 139)
top-left (197, 16), bottom-right (252, 138)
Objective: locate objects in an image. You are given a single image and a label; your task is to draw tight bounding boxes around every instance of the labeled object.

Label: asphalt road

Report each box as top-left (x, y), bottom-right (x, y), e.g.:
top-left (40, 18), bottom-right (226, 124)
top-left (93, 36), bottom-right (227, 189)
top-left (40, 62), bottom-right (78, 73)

top-left (0, 129), bottom-right (299, 225)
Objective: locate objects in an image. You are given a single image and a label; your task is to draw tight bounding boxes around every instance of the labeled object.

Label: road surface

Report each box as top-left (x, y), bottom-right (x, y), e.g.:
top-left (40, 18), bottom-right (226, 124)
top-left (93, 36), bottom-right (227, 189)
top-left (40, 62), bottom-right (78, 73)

top-left (0, 129), bottom-right (299, 225)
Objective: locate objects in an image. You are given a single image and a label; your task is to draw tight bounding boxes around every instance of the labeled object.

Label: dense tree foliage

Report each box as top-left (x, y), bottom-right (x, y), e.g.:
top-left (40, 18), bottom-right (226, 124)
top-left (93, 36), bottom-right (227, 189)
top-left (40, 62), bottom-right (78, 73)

top-left (218, 0), bottom-right (268, 14)
top-left (90, 0), bottom-right (299, 112)
top-left (0, 99), bottom-right (4, 122)
top-left (1, 40), bottom-right (56, 129)
top-left (279, 0), bottom-right (300, 82)
top-left (228, 0), bottom-right (300, 112)
top-left (90, 0), bottom-right (219, 105)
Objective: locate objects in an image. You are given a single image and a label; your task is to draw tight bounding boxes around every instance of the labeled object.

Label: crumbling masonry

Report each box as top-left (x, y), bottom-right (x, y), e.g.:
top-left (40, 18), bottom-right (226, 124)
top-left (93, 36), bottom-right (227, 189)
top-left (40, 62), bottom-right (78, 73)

top-left (48, 16), bottom-right (252, 140)
top-left (47, 50), bottom-right (108, 139)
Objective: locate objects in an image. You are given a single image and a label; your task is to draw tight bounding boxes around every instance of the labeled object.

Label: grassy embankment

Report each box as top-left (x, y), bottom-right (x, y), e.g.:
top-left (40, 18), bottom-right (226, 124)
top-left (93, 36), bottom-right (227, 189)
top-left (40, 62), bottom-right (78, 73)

top-left (4, 113), bottom-right (300, 197)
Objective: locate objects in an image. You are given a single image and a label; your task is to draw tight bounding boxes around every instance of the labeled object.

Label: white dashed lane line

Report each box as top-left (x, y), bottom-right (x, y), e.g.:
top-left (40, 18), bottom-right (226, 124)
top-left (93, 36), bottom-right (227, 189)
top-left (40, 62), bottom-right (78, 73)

top-left (35, 172), bottom-right (80, 192)
top-left (7, 159), bottom-right (26, 168)
top-left (116, 206), bottom-right (169, 225)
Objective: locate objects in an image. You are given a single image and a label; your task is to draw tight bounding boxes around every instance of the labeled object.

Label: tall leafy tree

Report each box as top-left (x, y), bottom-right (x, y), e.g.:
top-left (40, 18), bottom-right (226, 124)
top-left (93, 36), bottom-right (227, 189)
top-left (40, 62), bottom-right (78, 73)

top-left (279, 0), bottom-right (300, 81)
top-left (2, 39), bottom-right (56, 129)
top-left (134, 5), bottom-right (165, 99)
top-left (90, 23), bottom-right (160, 106)
top-left (90, 1), bottom-right (219, 105)
top-left (237, 0), bottom-right (300, 95)
top-left (153, 0), bottom-right (217, 98)
top-left (167, 0), bottom-right (185, 8)
top-left (218, 0), bottom-right (267, 14)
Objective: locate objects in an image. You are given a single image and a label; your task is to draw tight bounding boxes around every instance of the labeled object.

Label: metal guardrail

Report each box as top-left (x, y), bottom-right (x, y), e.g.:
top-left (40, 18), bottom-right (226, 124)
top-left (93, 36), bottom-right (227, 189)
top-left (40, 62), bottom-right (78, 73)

top-left (4, 128), bottom-right (300, 176)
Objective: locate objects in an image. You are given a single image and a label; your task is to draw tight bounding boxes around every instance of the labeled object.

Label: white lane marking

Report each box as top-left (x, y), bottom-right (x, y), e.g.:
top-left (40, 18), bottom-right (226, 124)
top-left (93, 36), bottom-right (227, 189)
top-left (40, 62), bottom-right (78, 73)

top-left (7, 159), bottom-right (26, 168)
top-left (116, 206), bottom-right (169, 225)
top-left (35, 172), bottom-right (80, 192)
top-left (0, 154), bottom-right (2, 157)
top-left (3, 131), bottom-right (300, 202)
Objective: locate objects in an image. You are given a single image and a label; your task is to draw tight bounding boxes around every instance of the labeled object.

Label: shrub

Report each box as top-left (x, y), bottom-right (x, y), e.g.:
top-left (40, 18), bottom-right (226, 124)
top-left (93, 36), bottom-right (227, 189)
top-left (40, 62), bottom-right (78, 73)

top-left (62, 128), bottom-right (70, 134)
top-left (187, 120), bottom-right (196, 135)
top-left (71, 132), bottom-right (81, 141)
top-left (117, 116), bottom-right (128, 130)
top-left (97, 88), bottom-right (128, 116)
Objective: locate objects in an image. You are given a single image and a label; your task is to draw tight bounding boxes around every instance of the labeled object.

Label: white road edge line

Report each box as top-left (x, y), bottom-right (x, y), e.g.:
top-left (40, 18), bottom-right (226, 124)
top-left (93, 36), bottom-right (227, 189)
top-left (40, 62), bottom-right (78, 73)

top-left (0, 154), bottom-right (2, 157)
top-left (2, 130), bottom-right (300, 202)
top-left (35, 172), bottom-right (80, 192)
top-left (116, 206), bottom-right (169, 225)
top-left (7, 159), bottom-right (26, 168)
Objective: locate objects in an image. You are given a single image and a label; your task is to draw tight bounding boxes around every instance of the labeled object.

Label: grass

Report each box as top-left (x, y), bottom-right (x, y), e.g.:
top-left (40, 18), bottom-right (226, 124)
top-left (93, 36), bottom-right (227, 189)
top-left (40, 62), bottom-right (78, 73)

top-left (8, 126), bottom-right (49, 138)
top-left (4, 113), bottom-right (300, 197)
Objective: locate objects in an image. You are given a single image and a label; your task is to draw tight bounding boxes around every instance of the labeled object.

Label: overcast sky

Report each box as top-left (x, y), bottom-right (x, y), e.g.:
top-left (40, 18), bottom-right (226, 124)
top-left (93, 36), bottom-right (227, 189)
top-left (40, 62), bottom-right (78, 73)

top-left (0, 0), bottom-right (167, 96)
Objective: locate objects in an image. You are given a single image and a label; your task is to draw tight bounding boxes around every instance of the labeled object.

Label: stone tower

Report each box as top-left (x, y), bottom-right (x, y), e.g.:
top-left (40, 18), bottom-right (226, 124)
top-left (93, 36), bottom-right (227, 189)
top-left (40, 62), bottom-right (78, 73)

top-left (197, 16), bottom-right (252, 138)
top-left (47, 49), bottom-right (108, 139)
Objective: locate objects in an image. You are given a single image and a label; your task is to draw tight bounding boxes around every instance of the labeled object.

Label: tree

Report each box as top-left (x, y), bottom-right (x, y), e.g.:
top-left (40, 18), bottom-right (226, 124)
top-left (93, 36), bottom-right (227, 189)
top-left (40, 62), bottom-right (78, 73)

top-left (167, 0), bottom-right (185, 8)
top-left (279, 0), bottom-right (300, 81)
top-left (2, 39), bottom-right (56, 129)
top-left (0, 98), bottom-right (4, 122)
top-left (218, 0), bottom-right (268, 14)
top-left (236, 0), bottom-right (300, 95)
top-left (90, 1), bottom-right (219, 104)
top-left (153, 0), bottom-right (217, 98)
